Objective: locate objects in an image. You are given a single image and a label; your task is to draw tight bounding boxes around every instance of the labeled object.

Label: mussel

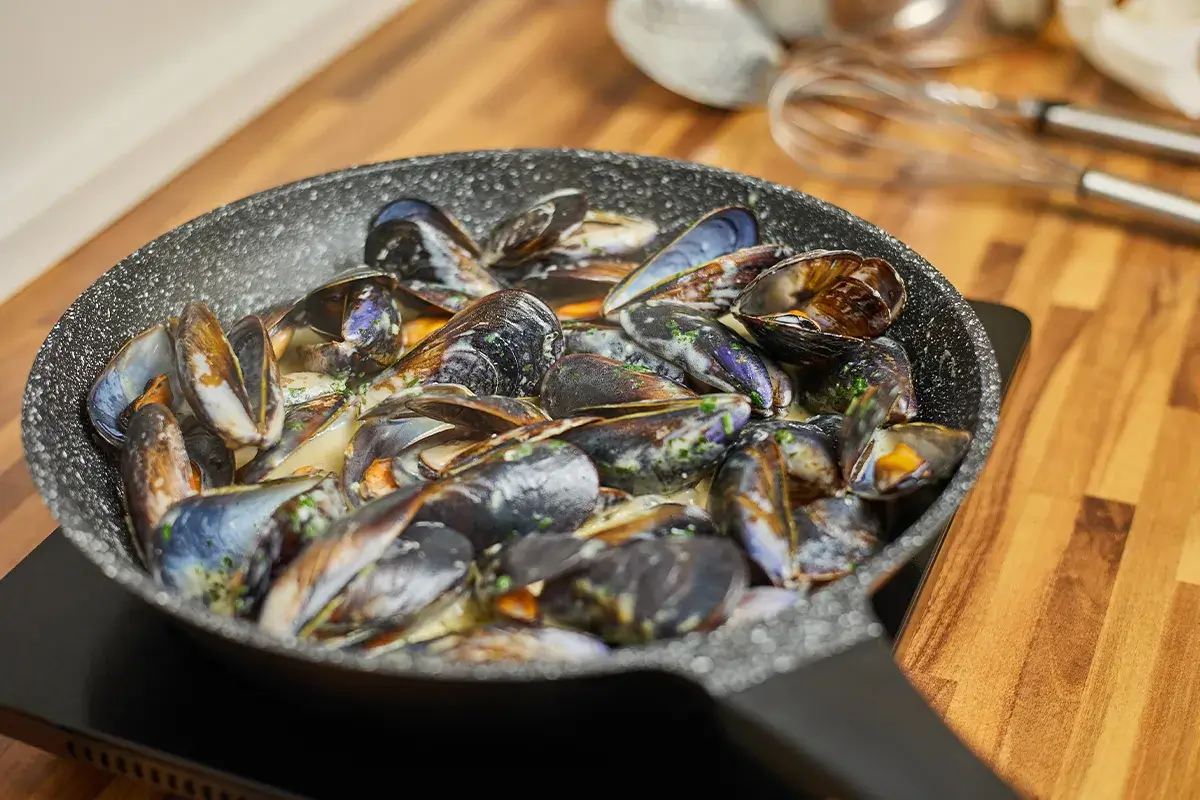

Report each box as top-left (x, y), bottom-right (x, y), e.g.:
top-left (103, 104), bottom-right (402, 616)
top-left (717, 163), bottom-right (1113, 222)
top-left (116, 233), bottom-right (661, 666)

top-left (175, 302), bottom-right (284, 449)
top-left (602, 206), bottom-right (759, 317)
top-left (88, 188), bottom-right (977, 665)
top-left (560, 394), bottom-right (751, 494)
top-left (541, 535), bottom-right (748, 644)
top-left (840, 384), bottom-right (971, 500)
top-left (539, 353), bottom-right (693, 418)
top-left (733, 250), bottom-right (907, 367)
top-left (295, 271), bottom-right (404, 376)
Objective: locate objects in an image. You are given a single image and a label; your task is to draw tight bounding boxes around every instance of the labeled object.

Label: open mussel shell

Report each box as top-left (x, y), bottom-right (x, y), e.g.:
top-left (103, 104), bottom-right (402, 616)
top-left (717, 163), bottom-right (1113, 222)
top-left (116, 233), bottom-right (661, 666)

top-left (342, 416), bottom-right (460, 506)
top-left (238, 393), bottom-right (356, 484)
top-left (618, 300), bottom-right (781, 413)
top-left (477, 533), bottom-right (607, 623)
top-left (615, 244), bottom-right (795, 317)
top-left (709, 421), bottom-right (841, 588)
top-left (360, 383), bottom-right (475, 421)
top-left (303, 521), bottom-right (474, 645)
top-left (89, 322), bottom-right (182, 447)
top-left (791, 494), bottom-right (881, 582)
top-left (367, 290), bottom-right (563, 401)
top-left (393, 279), bottom-right (476, 316)
top-left (481, 189), bottom-right (588, 268)
top-left (798, 336), bottom-right (916, 423)
top-left (403, 394), bottom-right (549, 433)
top-left (365, 198), bottom-right (503, 298)
top-left (227, 315), bottom-right (285, 444)
top-left (412, 624), bottom-right (609, 663)
top-left (541, 535), bottom-right (748, 645)
top-left (439, 417), bottom-right (601, 475)
top-left (175, 302), bottom-right (282, 449)
top-left (539, 353), bottom-right (694, 418)
top-left (732, 250), bottom-right (906, 367)
top-left (296, 272), bottom-right (404, 377)
top-left (559, 394), bottom-right (751, 494)
top-left (575, 496), bottom-right (718, 545)
top-left (121, 403), bottom-right (195, 567)
top-left (601, 206), bottom-right (759, 318)
top-left (149, 474), bottom-right (329, 606)
top-left (413, 439), bottom-right (600, 551)
top-left (549, 210), bottom-right (659, 261)
top-left (180, 416), bottom-right (234, 490)
top-left (724, 587), bottom-right (802, 628)
top-left (846, 423), bottom-right (973, 500)
top-left (228, 474), bottom-right (346, 619)
top-left (562, 320), bottom-right (687, 383)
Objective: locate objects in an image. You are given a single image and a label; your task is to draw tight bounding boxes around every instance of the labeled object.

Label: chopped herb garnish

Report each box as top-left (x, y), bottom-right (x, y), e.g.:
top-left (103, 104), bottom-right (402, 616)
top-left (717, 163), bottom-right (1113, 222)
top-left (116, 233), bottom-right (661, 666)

top-left (161, 522), bottom-right (173, 542)
top-left (700, 397), bottom-right (718, 413)
top-left (494, 575), bottom-right (513, 592)
top-left (748, 391), bottom-right (765, 406)
top-left (721, 413), bottom-right (735, 435)
top-left (851, 376), bottom-right (869, 397)
top-left (775, 429), bottom-right (797, 444)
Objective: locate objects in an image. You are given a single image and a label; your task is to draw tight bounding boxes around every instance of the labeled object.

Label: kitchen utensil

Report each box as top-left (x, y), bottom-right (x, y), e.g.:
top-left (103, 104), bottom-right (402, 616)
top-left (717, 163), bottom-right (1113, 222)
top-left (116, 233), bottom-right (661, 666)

top-left (607, 0), bottom-right (1012, 109)
top-left (767, 45), bottom-right (1200, 233)
top-left (808, 41), bottom-right (1200, 161)
top-left (22, 148), bottom-right (1009, 799)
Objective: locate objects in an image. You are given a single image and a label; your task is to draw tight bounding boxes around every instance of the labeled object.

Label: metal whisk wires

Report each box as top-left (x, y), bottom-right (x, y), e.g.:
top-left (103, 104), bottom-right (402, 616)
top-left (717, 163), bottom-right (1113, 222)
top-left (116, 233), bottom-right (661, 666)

top-left (766, 44), bottom-right (1083, 192)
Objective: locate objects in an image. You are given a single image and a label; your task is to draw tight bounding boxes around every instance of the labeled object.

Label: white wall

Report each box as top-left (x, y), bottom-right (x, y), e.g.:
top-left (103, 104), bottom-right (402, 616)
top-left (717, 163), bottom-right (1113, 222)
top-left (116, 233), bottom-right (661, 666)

top-left (0, 0), bottom-right (411, 303)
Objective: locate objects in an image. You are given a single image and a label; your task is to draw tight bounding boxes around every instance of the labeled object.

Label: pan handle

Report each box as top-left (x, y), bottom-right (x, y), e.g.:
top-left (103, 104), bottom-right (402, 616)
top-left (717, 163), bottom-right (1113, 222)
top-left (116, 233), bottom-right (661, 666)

top-left (716, 634), bottom-right (1019, 799)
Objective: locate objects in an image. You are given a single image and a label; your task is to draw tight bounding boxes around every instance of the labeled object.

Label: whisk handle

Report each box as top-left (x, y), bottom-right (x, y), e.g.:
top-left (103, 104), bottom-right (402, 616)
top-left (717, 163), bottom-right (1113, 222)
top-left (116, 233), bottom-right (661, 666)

top-left (1039, 104), bottom-right (1200, 164)
top-left (1078, 171), bottom-right (1200, 236)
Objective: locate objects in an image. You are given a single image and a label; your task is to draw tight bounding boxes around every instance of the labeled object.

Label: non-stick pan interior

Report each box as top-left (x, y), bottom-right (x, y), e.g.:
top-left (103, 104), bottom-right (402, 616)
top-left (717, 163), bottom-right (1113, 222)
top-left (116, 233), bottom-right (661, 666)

top-left (22, 149), bottom-right (1000, 687)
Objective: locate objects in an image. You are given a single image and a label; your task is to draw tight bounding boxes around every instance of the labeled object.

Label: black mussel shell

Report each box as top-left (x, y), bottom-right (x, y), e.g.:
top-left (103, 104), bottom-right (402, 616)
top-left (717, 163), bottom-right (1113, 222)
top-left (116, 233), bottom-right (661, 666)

top-left (403, 394), bottom-right (549, 433)
top-left (732, 250), bottom-right (906, 367)
top-left (618, 300), bottom-right (779, 413)
top-left (89, 322), bottom-right (182, 448)
top-left (602, 206), bottom-right (759, 317)
top-left (151, 474), bottom-right (329, 606)
top-left (592, 487), bottom-right (633, 516)
top-left (575, 496), bottom-right (718, 545)
top-left (541, 536), bottom-right (748, 644)
top-left (181, 415), bottom-right (234, 490)
top-left (798, 336), bottom-right (916, 423)
top-left (539, 353), bottom-right (693, 419)
top-left (481, 189), bottom-right (588, 268)
top-left (365, 199), bottom-right (503, 298)
top-left (413, 439), bottom-right (600, 551)
top-left (227, 315), bottom-right (286, 444)
top-left (342, 416), bottom-right (461, 506)
top-left (121, 403), bottom-right (195, 567)
top-left (549, 210), bottom-right (658, 262)
top-left (439, 417), bottom-right (601, 475)
top-left (305, 521), bottom-right (473, 643)
top-left (562, 320), bottom-right (687, 383)
top-left (478, 533), bottom-right (607, 622)
top-left (367, 290), bottom-right (563, 400)
top-left (259, 482), bottom-right (436, 637)
top-left (709, 421), bottom-right (841, 588)
top-left (846, 422), bottom-right (973, 501)
top-left (230, 474), bottom-right (347, 619)
top-left (560, 395), bottom-right (751, 494)
top-left (791, 494), bottom-right (881, 581)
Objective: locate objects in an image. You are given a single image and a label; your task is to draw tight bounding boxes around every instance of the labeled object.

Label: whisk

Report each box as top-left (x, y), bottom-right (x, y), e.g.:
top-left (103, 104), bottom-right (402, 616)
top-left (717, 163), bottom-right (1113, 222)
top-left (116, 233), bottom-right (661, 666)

top-left (766, 43), bottom-right (1200, 234)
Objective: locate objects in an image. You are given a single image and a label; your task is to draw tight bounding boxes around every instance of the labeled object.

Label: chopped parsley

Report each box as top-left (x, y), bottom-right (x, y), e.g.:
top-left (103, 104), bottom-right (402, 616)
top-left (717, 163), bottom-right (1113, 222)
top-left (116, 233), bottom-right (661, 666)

top-left (721, 413), bottom-right (735, 435)
top-left (700, 397), bottom-right (718, 413)
top-left (503, 443), bottom-right (535, 462)
top-left (494, 575), bottom-right (513, 592)
top-left (850, 376), bottom-right (869, 397)
top-left (160, 522), bottom-right (173, 542)
top-left (775, 429), bottom-right (797, 444)
top-left (748, 391), bottom-right (765, 406)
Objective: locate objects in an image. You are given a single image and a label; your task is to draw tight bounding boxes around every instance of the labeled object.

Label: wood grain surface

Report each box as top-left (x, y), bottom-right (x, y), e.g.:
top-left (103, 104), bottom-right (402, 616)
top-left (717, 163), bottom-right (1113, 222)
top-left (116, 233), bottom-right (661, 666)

top-left (1, 2), bottom-right (1197, 798)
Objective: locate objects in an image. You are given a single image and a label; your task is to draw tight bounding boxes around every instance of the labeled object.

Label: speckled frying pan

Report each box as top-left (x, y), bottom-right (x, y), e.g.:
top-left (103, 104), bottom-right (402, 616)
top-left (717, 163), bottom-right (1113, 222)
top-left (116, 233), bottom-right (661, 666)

top-left (23, 150), bottom-right (1010, 798)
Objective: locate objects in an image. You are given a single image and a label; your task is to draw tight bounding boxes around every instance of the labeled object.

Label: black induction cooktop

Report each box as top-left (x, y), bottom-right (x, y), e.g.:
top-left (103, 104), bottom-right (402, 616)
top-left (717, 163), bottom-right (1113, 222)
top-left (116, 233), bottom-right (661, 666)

top-left (0, 300), bottom-right (1029, 800)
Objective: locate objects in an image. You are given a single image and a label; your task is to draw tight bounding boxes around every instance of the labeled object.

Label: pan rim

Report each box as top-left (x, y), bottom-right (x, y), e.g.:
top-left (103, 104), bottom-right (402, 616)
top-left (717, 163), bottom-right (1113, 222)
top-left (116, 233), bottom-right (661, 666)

top-left (21, 147), bottom-right (1001, 692)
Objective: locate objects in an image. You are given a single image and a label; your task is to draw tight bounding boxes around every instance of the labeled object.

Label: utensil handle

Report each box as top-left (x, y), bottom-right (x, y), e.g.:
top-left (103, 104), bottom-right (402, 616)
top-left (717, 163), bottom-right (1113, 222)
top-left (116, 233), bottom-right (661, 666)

top-left (1039, 103), bottom-right (1200, 163)
top-left (1077, 170), bottom-right (1200, 235)
top-left (718, 637), bottom-right (1019, 799)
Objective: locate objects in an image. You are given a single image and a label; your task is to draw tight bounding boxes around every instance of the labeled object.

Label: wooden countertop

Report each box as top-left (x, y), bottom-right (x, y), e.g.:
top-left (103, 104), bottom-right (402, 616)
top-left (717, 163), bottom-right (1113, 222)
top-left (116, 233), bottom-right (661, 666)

top-left (2, 2), bottom-right (1198, 797)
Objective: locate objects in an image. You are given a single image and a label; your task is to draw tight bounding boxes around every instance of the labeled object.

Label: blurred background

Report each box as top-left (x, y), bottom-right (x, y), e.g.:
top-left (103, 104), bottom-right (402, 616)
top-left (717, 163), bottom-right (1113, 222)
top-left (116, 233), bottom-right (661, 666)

top-left (0, 0), bottom-right (1196, 305)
